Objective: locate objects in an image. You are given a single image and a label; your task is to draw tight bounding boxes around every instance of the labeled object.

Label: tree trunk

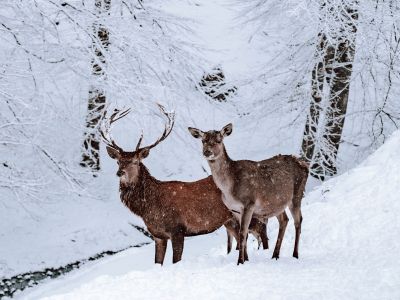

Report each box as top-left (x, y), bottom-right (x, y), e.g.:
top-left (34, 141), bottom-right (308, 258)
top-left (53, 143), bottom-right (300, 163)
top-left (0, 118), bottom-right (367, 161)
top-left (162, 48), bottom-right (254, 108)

top-left (301, 1), bottom-right (358, 180)
top-left (301, 33), bottom-right (334, 162)
top-left (80, 0), bottom-right (111, 172)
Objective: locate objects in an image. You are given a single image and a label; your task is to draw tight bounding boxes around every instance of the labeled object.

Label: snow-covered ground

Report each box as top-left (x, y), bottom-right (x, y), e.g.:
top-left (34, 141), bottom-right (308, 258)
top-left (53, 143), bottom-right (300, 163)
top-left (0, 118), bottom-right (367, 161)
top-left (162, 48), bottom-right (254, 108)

top-left (2, 1), bottom-right (399, 298)
top-left (14, 130), bottom-right (400, 299)
top-left (0, 182), bottom-right (151, 278)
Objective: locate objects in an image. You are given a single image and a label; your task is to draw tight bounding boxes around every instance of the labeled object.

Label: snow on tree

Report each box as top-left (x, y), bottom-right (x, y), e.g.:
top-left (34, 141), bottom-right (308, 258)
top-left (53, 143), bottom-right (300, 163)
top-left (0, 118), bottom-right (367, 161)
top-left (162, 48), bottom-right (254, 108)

top-left (236, 0), bottom-right (400, 180)
top-left (301, 0), bottom-right (359, 180)
top-left (80, 0), bottom-right (111, 172)
top-left (0, 0), bottom-right (204, 203)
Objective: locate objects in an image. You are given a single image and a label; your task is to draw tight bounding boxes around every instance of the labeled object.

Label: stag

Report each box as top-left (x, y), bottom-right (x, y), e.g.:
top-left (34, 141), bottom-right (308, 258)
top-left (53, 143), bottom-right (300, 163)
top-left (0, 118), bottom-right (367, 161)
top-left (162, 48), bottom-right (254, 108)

top-left (189, 124), bottom-right (308, 264)
top-left (102, 105), bottom-right (268, 264)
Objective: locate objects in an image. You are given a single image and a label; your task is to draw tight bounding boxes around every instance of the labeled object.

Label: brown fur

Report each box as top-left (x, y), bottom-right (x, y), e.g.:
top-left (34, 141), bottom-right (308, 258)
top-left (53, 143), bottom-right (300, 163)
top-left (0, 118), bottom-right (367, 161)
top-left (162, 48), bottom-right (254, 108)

top-left (120, 167), bottom-right (230, 239)
top-left (189, 124), bottom-right (309, 264)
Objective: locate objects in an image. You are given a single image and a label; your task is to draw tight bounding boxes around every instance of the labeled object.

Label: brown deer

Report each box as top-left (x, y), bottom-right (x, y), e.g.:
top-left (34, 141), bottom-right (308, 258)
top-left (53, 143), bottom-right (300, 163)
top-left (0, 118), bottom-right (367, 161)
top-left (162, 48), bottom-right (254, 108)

top-left (102, 105), bottom-right (268, 264)
top-left (188, 123), bottom-right (309, 264)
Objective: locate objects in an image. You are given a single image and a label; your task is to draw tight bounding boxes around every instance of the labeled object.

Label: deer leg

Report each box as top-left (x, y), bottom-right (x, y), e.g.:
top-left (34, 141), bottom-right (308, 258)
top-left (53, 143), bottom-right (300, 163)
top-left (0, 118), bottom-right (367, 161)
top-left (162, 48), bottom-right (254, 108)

top-left (290, 172), bottom-right (306, 259)
top-left (227, 230), bottom-right (233, 254)
top-left (260, 220), bottom-right (269, 250)
top-left (154, 238), bottom-right (168, 265)
top-left (250, 229), bottom-right (261, 249)
top-left (272, 211), bottom-right (289, 260)
top-left (248, 219), bottom-right (261, 249)
top-left (171, 233), bottom-right (185, 264)
top-left (257, 235), bottom-right (262, 250)
top-left (238, 205), bottom-right (254, 265)
top-left (224, 219), bottom-right (239, 254)
top-left (244, 233), bottom-right (249, 261)
top-left (289, 205), bottom-right (303, 259)
top-left (248, 218), bottom-right (268, 250)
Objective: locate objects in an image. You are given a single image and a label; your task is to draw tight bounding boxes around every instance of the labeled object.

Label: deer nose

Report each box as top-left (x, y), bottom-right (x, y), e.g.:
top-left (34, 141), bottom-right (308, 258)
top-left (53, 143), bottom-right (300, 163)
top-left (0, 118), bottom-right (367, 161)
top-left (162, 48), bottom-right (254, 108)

top-left (116, 170), bottom-right (125, 177)
top-left (203, 150), bottom-right (212, 157)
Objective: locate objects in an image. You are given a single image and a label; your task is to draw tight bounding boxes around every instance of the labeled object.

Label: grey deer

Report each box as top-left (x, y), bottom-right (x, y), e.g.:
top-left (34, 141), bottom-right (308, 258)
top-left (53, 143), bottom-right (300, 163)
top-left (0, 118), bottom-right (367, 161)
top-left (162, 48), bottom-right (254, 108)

top-left (188, 124), bottom-right (308, 264)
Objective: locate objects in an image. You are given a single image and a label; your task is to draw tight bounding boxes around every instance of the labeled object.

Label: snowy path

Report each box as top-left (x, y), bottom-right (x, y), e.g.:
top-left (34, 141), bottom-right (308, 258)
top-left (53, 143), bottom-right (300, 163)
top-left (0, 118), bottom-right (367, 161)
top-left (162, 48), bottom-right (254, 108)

top-left (15, 131), bottom-right (400, 300)
top-left (15, 226), bottom-right (398, 300)
top-left (11, 229), bottom-right (360, 300)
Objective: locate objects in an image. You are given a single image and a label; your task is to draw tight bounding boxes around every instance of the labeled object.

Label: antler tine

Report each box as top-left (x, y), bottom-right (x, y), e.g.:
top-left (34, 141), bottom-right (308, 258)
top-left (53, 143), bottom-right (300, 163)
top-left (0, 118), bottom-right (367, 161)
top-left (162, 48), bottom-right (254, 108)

top-left (140, 103), bottom-right (175, 151)
top-left (100, 108), bottom-right (131, 151)
top-left (135, 130), bottom-right (144, 151)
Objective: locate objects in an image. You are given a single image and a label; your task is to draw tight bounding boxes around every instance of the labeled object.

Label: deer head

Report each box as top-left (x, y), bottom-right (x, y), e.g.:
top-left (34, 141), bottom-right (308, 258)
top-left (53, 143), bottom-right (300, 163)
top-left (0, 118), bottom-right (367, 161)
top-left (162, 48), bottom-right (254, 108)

top-left (101, 104), bottom-right (175, 188)
top-left (188, 123), bottom-right (232, 160)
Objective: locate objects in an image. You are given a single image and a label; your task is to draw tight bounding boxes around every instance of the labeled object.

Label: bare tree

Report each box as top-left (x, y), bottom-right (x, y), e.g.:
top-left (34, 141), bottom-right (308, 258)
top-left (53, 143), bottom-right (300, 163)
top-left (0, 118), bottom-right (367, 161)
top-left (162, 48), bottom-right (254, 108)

top-left (302, 1), bottom-right (359, 180)
top-left (80, 0), bottom-right (111, 172)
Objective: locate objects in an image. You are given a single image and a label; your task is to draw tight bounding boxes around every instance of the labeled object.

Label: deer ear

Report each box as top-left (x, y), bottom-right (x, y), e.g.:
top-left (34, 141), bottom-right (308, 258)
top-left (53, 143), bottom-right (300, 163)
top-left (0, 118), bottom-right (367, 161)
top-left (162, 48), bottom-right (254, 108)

top-left (106, 146), bottom-right (120, 160)
top-left (221, 123), bottom-right (232, 137)
top-left (138, 147), bottom-right (150, 159)
top-left (188, 127), bottom-right (204, 139)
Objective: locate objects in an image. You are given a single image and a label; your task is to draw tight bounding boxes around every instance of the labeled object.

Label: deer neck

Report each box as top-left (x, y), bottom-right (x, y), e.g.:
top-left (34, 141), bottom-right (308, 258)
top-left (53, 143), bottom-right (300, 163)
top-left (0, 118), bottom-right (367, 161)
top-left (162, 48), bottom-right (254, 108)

top-left (120, 163), bottom-right (159, 218)
top-left (208, 146), bottom-right (234, 192)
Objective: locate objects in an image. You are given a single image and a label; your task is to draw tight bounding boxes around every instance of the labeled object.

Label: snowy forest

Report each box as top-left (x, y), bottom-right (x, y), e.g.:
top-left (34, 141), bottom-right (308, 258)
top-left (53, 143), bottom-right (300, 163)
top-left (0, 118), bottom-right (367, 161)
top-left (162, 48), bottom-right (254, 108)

top-left (1, 0), bottom-right (399, 299)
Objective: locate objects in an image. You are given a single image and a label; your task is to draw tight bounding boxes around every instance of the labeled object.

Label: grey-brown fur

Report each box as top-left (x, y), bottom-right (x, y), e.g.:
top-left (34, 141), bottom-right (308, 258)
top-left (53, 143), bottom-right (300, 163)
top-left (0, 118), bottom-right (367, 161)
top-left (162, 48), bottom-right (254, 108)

top-left (189, 124), bottom-right (308, 264)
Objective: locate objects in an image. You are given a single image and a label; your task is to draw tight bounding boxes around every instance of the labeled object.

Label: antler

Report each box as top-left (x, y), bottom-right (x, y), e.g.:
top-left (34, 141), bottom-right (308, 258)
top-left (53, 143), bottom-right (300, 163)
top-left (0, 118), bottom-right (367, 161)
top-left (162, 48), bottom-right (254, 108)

top-left (100, 108), bottom-right (131, 152)
top-left (135, 131), bottom-right (144, 151)
top-left (137, 103), bottom-right (175, 151)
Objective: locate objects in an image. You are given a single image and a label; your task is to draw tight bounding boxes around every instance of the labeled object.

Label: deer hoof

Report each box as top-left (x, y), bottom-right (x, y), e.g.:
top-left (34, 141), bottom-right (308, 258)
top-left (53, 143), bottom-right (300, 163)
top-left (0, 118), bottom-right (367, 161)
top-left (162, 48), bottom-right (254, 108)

top-left (272, 253), bottom-right (279, 260)
top-left (293, 252), bottom-right (299, 259)
top-left (244, 253), bottom-right (249, 261)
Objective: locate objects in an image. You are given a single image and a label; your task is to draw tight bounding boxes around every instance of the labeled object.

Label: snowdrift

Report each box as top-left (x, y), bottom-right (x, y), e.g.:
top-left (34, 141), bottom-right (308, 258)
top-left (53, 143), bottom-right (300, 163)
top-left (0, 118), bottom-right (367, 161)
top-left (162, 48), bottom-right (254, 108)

top-left (17, 130), bottom-right (400, 299)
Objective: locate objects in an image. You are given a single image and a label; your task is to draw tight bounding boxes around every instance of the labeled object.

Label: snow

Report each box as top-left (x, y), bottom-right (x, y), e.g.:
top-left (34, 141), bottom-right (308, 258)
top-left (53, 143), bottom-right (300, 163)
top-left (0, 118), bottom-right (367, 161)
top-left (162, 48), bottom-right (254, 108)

top-left (1, 0), bottom-right (400, 298)
top-left (14, 130), bottom-right (400, 299)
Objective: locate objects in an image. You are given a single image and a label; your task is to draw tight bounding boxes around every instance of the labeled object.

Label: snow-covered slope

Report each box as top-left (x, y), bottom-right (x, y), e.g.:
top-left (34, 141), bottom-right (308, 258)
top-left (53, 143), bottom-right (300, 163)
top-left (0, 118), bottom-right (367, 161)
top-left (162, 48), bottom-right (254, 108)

top-left (16, 130), bottom-right (400, 299)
